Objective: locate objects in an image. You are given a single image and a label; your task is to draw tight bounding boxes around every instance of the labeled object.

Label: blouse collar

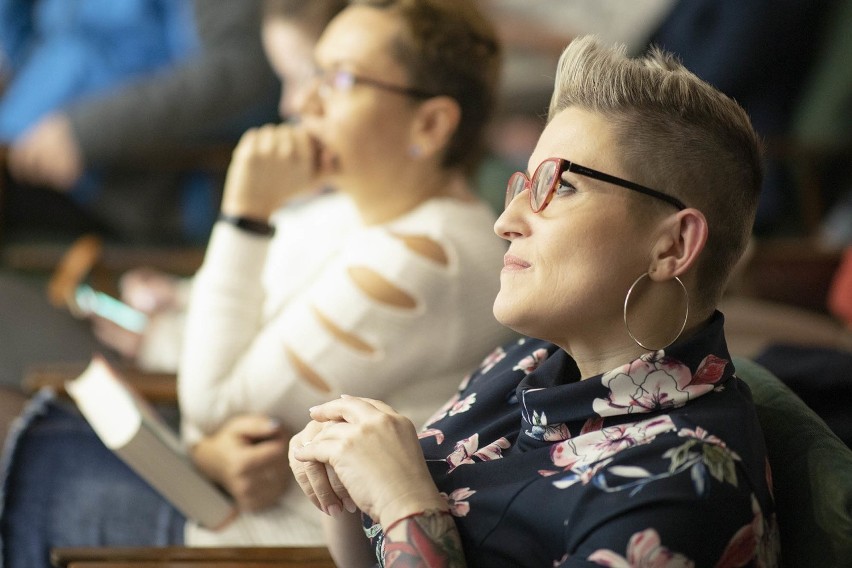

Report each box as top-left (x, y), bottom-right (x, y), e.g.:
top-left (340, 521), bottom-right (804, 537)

top-left (515, 312), bottom-right (733, 450)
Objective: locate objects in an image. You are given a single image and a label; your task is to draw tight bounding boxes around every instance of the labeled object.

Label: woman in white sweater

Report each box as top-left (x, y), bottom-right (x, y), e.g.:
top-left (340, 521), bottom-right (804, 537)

top-left (0, 0), bottom-right (512, 561)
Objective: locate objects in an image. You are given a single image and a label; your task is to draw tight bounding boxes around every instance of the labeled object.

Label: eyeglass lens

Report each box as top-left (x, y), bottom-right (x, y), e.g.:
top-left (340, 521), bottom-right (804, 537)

top-left (316, 69), bottom-right (351, 98)
top-left (506, 173), bottom-right (527, 209)
top-left (505, 159), bottom-right (561, 211)
top-left (532, 159), bottom-right (558, 211)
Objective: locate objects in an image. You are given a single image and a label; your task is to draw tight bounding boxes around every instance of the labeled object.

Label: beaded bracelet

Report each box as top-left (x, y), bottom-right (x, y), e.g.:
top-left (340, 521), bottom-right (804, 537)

top-left (382, 508), bottom-right (453, 535)
top-left (218, 213), bottom-right (275, 237)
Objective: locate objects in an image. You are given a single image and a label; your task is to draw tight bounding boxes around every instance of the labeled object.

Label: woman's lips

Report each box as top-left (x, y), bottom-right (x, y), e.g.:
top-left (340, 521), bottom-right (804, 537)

top-left (503, 253), bottom-right (531, 271)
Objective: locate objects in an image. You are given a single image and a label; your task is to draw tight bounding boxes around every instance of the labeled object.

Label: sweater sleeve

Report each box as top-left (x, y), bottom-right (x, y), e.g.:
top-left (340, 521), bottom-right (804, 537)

top-left (66, 0), bottom-right (278, 165)
top-left (178, 206), bottom-right (505, 444)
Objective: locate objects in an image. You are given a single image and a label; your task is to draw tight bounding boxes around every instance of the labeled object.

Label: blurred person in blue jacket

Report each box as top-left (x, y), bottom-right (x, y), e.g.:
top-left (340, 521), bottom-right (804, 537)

top-left (0, 0), bottom-right (279, 244)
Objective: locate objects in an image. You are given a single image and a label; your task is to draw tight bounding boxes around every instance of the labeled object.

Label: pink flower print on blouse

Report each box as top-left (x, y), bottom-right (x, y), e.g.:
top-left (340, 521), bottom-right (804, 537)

top-left (439, 487), bottom-right (476, 517)
top-left (479, 346), bottom-right (507, 374)
top-left (546, 416), bottom-right (676, 489)
top-left (422, 392), bottom-right (460, 429)
top-left (446, 434), bottom-right (511, 473)
top-left (692, 355), bottom-right (728, 385)
top-left (512, 347), bottom-right (550, 374)
top-left (418, 428), bottom-right (444, 444)
top-left (715, 494), bottom-right (780, 568)
top-left (421, 392), bottom-right (478, 431)
top-left (663, 427), bottom-right (742, 495)
top-left (581, 416), bottom-right (605, 435)
top-left (588, 528), bottom-right (695, 567)
top-left (676, 426), bottom-right (725, 447)
top-left (592, 353), bottom-right (728, 418)
top-left (448, 393), bottom-right (477, 416)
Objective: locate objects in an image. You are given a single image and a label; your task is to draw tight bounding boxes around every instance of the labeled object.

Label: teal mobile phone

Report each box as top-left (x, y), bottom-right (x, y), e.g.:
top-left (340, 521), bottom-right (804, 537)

top-left (73, 283), bottom-right (148, 333)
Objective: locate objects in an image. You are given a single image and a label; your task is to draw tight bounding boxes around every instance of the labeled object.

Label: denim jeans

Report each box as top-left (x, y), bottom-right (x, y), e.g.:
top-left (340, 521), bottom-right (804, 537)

top-left (0, 392), bottom-right (185, 568)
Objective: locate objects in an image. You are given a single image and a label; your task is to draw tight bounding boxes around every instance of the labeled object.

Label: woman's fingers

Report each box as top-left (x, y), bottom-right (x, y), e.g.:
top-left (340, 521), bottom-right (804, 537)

top-left (222, 123), bottom-right (319, 218)
top-left (326, 464), bottom-right (357, 513)
top-left (193, 415), bottom-right (290, 512)
top-left (289, 422), bottom-right (355, 516)
top-left (308, 394), bottom-right (398, 424)
top-left (289, 424), bottom-right (332, 513)
top-left (290, 401), bottom-right (432, 520)
top-left (304, 457), bottom-right (344, 516)
top-left (291, 428), bottom-right (350, 515)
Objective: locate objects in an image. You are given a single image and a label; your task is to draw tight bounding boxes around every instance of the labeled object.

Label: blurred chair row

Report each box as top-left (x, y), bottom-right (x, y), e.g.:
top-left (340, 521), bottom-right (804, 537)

top-left (0, 142), bottom-right (213, 288)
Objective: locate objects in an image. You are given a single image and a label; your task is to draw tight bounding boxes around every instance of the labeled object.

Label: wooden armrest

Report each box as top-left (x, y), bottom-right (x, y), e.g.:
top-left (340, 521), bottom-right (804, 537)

top-left (51, 546), bottom-right (334, 568)
top-left (2, 239), bottom-right (204, 281)
top-left (23, 362), bottom-right (177, 404)
top-left (736, 237), bottom-right (843, 315)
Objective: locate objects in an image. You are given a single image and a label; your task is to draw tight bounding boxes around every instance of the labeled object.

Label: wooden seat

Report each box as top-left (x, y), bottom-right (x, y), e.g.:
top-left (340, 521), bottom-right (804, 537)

top-left (732, 237), bottom-right (844, 316)
top-left (23, 361), bottom-right (177, 403)
top-left (51, 546), bottom-right (335, 568)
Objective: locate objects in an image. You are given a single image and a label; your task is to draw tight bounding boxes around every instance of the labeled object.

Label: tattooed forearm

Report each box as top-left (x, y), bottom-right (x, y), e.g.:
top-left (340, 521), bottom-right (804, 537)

top-left (383, 510), bottom-right (466, 568)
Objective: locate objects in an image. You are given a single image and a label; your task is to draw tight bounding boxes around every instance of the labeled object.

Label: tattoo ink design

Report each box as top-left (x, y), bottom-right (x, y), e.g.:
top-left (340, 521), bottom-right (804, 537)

top-left (383, 510), bottom-right (465, 567)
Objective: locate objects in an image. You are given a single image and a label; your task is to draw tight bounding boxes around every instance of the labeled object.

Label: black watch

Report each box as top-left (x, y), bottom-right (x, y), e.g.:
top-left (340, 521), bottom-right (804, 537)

top-left (218, 214), bottom-right (275, 237)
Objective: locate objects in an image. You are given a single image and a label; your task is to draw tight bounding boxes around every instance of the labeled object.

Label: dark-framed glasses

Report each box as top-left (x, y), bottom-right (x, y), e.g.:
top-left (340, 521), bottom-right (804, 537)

top-left (505, 157), bottom-right (687, 213)
top-left (316, 68), bottom-right (436, 99)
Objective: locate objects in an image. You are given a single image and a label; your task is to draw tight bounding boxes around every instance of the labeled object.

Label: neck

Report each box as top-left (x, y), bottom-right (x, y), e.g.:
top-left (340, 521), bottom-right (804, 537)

top-left (347, 164), bottom-right (472, 226)
top-left (563, 338), bottom-right (651, 381)
top-left (560, 312), bottom-right (713, 380)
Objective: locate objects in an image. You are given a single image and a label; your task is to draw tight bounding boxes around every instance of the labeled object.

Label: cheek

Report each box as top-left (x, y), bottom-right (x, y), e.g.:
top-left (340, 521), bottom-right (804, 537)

top-left (331, 106), bottom-right (406, 158)
top-left (533, 233), bottom-right (619, 316)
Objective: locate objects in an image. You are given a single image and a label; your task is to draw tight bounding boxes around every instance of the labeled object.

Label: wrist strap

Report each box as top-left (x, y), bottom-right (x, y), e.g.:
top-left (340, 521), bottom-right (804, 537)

top-left (218, 214), bottom-right (275, 237)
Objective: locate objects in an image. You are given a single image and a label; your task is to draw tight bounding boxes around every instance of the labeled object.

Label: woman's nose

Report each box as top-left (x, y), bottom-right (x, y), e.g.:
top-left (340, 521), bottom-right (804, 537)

top-left (494, 188), bottom-right (529, 240)
top-left (289, 76), bottom-right (323, 118)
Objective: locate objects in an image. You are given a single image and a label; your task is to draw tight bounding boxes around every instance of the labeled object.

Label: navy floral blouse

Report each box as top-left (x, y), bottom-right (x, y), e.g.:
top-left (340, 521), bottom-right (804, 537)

top-left (365, 312), bottom-right (780, 567)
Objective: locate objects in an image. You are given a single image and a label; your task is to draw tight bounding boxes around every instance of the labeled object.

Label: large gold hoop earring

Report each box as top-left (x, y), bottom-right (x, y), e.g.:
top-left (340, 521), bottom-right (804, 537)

top-left (623, 273), bottom-right (689, 352)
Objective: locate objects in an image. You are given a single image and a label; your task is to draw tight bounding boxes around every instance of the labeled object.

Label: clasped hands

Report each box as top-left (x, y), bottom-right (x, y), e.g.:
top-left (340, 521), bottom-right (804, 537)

top-left (289, 395), bottom-right (448, 526)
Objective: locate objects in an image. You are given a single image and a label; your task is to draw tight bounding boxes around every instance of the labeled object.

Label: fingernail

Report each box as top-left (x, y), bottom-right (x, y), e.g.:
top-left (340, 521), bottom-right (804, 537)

top-left (343, 498), bottom-right (357, 513)
top-left (327, 504), bottom-right (342, 517)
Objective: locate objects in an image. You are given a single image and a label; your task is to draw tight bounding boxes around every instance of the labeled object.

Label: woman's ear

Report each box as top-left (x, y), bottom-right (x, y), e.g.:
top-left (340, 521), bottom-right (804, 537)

top-left (408, 96), bottom-right (461, 159)
top-left (648, 208), bottom-right (708, 280)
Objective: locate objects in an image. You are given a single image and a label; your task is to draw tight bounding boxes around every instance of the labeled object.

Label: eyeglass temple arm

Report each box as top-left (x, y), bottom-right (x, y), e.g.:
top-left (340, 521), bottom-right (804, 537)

top-left (569, 163), bottom-right (687, 210)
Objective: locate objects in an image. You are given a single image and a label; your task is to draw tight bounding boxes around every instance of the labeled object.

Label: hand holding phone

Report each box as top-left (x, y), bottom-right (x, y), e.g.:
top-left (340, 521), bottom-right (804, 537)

top-left (71, 283), bottom-right (148, 333)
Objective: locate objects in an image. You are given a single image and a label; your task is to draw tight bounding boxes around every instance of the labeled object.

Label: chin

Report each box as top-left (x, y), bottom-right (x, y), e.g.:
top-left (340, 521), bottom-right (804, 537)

top-left (493, 296), bottom-right (526, 336)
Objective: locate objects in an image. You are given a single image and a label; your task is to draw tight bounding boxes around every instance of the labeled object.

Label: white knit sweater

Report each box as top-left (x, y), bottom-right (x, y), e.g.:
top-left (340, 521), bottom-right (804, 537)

top-left (179, 190), bottom-right (513, 545)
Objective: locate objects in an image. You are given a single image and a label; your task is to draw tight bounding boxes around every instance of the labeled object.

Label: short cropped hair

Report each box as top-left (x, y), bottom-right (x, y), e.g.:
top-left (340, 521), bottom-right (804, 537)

top-left (350, 0), bottom-right (502, 177)
top-left (549, 36), bottom-right (763, 311)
